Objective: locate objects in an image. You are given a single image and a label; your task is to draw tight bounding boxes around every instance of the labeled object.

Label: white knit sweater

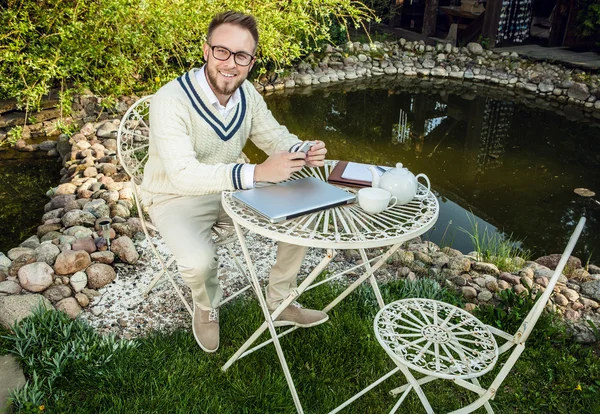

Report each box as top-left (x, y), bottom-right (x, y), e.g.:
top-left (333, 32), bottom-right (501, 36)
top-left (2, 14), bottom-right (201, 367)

top-left (141, 68), bottom-right (301, 200)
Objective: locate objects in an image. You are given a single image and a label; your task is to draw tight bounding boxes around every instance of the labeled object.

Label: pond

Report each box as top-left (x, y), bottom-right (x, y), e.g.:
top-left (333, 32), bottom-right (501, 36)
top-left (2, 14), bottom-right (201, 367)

top-left (0, 147), bottom-right (61, 254)
top-left (1, 78), bottom-right (598, 262)
top-left (245, 79), bottom-right (600, 260)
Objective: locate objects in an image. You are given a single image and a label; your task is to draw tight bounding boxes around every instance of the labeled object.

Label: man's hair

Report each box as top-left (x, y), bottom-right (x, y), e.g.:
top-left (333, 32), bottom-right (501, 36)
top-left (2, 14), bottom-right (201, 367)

top-left (207, 11), bottom-right (259, 48)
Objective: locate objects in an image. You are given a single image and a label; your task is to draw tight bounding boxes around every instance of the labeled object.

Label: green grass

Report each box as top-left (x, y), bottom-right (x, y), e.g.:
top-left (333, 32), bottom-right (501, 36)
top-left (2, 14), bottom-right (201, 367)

top-left (2, 279), bottom-right (599, 413)
top-left (459, 213), bottom-right (532, 272)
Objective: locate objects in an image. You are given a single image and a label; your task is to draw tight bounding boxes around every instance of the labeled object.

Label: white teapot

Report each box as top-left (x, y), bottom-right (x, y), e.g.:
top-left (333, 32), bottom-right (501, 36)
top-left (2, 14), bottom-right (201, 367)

top-left (368, 163), bottom-right (431, 205)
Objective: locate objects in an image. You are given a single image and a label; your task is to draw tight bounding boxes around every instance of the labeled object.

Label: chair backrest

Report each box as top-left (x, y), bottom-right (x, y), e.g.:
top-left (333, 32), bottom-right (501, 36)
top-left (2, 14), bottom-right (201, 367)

top-left (515, 217), bottom-right (586, 344)
top-left (117, 95), bottom-right (153, 185)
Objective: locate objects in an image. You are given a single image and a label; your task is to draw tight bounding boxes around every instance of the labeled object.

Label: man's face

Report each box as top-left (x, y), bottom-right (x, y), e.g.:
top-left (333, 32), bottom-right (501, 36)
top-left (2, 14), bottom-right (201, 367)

top-left (203, 23), bottom-right (256, 100)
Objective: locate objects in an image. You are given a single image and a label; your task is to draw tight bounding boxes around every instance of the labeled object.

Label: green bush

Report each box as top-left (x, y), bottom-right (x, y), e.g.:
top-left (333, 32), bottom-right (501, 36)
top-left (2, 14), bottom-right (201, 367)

top-left (0, 0), bottom-right (374, 112)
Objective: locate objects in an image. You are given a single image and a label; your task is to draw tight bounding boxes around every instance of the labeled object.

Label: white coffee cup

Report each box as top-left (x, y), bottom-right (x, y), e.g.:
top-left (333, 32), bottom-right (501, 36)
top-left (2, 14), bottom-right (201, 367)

top-left (358, 188), bottom-right (398, 214)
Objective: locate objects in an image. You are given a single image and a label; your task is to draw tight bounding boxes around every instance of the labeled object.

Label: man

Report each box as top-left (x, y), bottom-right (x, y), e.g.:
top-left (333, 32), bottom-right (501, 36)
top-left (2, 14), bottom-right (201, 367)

top-left (141, 11), bottom-right (329, 353)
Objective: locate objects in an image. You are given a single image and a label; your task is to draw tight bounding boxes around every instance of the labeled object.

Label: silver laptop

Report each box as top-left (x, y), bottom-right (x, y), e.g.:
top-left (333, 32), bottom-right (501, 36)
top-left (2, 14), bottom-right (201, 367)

top-left (232, 177), bottom-right (356, 223)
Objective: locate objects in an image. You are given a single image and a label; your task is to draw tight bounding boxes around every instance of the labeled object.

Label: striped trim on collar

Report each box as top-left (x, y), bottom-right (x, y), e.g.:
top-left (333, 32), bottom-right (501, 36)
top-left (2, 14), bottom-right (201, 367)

top-left (176, 71), bottom-right (247, 142)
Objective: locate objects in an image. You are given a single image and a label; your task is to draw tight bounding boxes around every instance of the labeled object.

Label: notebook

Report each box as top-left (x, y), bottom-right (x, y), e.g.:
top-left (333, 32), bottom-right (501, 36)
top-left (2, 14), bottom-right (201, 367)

top-left (328, 161), bottom-right (391, 188)
top-left (232, 177), bottom-right (356, 223)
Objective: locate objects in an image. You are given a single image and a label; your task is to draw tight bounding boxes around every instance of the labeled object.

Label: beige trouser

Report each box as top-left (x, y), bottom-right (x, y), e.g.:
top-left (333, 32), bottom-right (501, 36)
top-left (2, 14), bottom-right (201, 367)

top-left (148, 193), bottom-right (308, 311)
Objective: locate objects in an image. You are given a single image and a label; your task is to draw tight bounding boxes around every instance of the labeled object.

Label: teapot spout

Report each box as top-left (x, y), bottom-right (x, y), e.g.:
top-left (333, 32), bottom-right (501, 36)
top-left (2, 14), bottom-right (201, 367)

top-left (368, 166), bottom-right (381, 188)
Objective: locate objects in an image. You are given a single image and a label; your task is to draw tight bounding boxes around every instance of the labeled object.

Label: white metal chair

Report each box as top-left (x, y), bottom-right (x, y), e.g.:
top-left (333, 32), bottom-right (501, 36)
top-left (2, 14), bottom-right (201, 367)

top-left (116, 95), bottom-right (251, 316)
top-left (331, 217), bottom-right (586, 414)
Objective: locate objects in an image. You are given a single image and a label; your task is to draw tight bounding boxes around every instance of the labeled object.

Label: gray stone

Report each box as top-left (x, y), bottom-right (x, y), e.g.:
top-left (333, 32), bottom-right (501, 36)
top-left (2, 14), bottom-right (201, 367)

top-left (83, 199), bottom-right (110, 218)
top-left (0, 281), bottom-right (21, 295)
top-left (63, 226), bottom-right (93, 239)
top-left (62, 209), bottom-right (96, 228)
top-left (18, 262), bottom-right (54, 292)
top-left (461, 286), bottom-right (477, 299)
top-left (554, 293), bottom-right (568, 306)
top-left (478, 291), bottom-right (493, 302)
top-left (19, 235), bottom-right (41, 249)
top-left (0, 252), bottom-right (10, 269)
top-left (567, 83), bottom-right (590, 101)
top-left (0, 294), bottom-right (53, 329)
top-left (538, 81), bottom-right (554, 93)
top-left (431, 67), bottom-right (448, 77)
top-left (7, 247), bottom-right (34, 261)
top-left (581, 280), bottom-right (600, 301)
top-left (422, 59), bottom-right (435, 69)
top-left (70, 271), bottom-right (88, 292)
top-left (33, 243), bottom-right (61, 265)
top-left (472, 262), bottom-right (499, 276)
top-left (75, 292), bottom-right (90, 307)
top-left (0, 355), bottom-right (26, 412)
top-left (43, 285), bottom-right (72, 303)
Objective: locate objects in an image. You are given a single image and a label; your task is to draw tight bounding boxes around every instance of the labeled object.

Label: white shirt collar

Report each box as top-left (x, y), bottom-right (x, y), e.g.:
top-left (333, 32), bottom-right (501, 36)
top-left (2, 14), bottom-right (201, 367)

top-left (196, 66), bottom-right (240, 117)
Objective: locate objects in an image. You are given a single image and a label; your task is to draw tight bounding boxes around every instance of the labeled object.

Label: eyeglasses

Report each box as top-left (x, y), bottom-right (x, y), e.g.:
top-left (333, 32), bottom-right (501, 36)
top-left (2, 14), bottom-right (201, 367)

top-left (209, 45), bottom-right (254, 66)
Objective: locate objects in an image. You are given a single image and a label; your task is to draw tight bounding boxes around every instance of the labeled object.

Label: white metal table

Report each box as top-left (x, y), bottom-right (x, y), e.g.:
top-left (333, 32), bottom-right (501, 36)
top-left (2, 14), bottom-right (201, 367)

top-left (220, 160), bottom-right (439, 413)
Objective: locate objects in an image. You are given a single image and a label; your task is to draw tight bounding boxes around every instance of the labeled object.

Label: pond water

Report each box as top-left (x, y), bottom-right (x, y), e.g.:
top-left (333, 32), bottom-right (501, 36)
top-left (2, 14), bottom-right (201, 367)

top-left (245, 79), bottom-right (600, 260)
top-left (0, 148), bottom-right (61, 254)
top-left (1, 79), bottom-right (598, 262)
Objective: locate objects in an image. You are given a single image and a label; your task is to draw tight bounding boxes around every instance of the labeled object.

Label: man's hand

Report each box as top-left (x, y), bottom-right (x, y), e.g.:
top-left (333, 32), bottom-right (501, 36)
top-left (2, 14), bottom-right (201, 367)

top-left (305, 140), bottom-right (327, 167)
top-left (254, 150), bottom-right (306, 183)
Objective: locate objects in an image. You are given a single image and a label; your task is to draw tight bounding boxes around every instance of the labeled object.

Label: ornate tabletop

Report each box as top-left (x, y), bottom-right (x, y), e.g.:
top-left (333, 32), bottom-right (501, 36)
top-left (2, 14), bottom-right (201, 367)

top-left (221, 160), bottom-right (439, 249)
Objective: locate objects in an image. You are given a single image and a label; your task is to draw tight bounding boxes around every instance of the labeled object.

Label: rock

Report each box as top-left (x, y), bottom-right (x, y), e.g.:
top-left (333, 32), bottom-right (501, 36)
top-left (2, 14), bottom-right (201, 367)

top-left (48, 194), bottom-right (76, 211)
top-left (500, 272), bottom-right (521, 285)
top-left (55, 183), bottom-right (78, 195)
top-left (7, 247), bottom-right (34, 261)
top-left (464, 303), bottom-right (477, 312)
top-left (581, 280), bottom-right (600, 301)
top-left (521, 276), bottom-right (533, 289)
top-left (55, 297), bottom-right (82, 319)
top-left (0, 294), bottom-right (53, 328)
top-left (83, 199), bottom-right (110, 218)
top-left (72, 237), bottom-right (97, 254)
top-left (110, 203), bottom-right (130, 218)
top-left (37, 223), bottom-right (62, 239)
top-left (581, 297), bottom-right (599, 309)
top-left (431, 67), bottom-right (448, 77)
top-left (0, 281), bottom-right (22, 295)
top-left (43, 285), bottom-right (72, 303)
top-left (471, 262), bottom-right (499, 276)
top-left (513, 284), bottom-right (528, 295)
top-left (17, 262), bottom-right (54, 292)
top-left (62, 209), bottom-right (96, 227)
top-left (54, 250), bottom-right (91, 275)
top-left (75, 292), bottom-right (90, 307)
top-left (535, 254), bottom-right (581, 270)
top-left (63, 226), bottom-right (93, 239)
top-left (535, 276), bottom-right (549, 288)
top-left (554, 293), bottom-right (568, 306)
top-left (538, 81), bottom-right (554, 93)
top-left (448, 257), bottom-right (471, 273)
top-left (519, 267), bottom-right (534, 279)
top-left (478, 291), bottom-right (493, 302)
top-left (70, 271), bottom-right (88, 292)
top-left (33, 243), bottom-right (61, 265)
top-left (567, 83), bottom-right (590, 101)
top-left (20, 235), bottom-right (41, 249)
top-left (8, 254), bottom-right (36, 277)
top-left (96, 121), bottom-right (118, 138)
top-left (0, 252), bottom-right (11, 269)
top-left (111, 236), bottom-right (139, 264)
top-left (86, 263), bottom-right (116, 289)
top-left (90, 251), bottom-right (115, 264)
top-left (461, 286), bottom-right (477, 299)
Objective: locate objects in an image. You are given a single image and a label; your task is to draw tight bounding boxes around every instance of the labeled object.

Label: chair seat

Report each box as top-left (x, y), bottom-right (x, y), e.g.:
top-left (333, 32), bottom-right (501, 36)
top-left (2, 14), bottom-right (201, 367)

top-left (374, 298), bottom-right (498, 380)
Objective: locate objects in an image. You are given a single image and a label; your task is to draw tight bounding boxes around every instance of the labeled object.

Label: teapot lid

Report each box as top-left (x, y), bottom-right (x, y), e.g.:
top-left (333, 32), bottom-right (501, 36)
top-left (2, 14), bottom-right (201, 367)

top-left (390, 162), bottom-right (410, 175)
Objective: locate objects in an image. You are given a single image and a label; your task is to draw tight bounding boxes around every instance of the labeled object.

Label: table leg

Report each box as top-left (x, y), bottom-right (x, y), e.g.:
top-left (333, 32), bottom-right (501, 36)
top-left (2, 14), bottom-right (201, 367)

top-left (224, 221), bottom-right (305, 414)
top-left (322, 242), bottom-right (403, 313)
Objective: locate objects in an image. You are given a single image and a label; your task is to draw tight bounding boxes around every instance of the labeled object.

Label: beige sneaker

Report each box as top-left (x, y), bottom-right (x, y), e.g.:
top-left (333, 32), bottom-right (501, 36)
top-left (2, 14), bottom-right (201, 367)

top-left (192, 303), bottom-right (219, 353)
top-left (270, 301), bottom-right (329, 328)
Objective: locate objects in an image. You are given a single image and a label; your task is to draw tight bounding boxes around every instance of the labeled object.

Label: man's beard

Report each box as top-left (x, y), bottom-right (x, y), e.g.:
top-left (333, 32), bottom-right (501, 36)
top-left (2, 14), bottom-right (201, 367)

top-left (205, 61), bottom-right (246, 97)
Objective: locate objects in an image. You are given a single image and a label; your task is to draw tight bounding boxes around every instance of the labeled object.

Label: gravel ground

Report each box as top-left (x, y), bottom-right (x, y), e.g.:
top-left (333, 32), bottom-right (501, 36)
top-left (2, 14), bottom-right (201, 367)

top-left (78, 233), bottom-right (369, 339)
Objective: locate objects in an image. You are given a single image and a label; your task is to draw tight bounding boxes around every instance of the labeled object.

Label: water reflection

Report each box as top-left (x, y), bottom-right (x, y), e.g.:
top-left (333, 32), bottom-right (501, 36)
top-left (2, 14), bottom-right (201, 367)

top-left (250, 81), bottom-right (600, 258)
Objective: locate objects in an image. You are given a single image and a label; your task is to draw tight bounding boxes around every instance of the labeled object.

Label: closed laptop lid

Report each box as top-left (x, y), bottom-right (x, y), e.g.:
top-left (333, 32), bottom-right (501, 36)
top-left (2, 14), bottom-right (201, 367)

top-left (232, 177), bottom-right (356, 223)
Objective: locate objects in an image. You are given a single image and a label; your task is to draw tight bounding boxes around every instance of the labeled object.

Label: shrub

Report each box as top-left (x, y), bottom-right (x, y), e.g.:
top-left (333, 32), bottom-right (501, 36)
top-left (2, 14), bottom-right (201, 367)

top-left (0, 0), bottom-right (375, 111)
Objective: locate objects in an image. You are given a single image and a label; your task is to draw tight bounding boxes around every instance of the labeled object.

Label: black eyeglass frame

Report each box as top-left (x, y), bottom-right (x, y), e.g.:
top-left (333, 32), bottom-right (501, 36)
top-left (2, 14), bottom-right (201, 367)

top-left (208, 45), bottom-right (255, 67)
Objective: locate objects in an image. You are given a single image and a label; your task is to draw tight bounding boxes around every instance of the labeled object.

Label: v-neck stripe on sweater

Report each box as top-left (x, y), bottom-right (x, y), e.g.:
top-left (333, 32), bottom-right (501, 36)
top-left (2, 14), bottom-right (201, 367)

top-left (176, 71), bottom-right (247, 142)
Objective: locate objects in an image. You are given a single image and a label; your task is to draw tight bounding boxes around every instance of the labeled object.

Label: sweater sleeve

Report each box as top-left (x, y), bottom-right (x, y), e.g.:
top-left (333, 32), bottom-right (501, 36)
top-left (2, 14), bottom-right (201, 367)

top-left (146, 95), bottom-right (250, 195)
top-left (246, 85), bottom-right (302, 155)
